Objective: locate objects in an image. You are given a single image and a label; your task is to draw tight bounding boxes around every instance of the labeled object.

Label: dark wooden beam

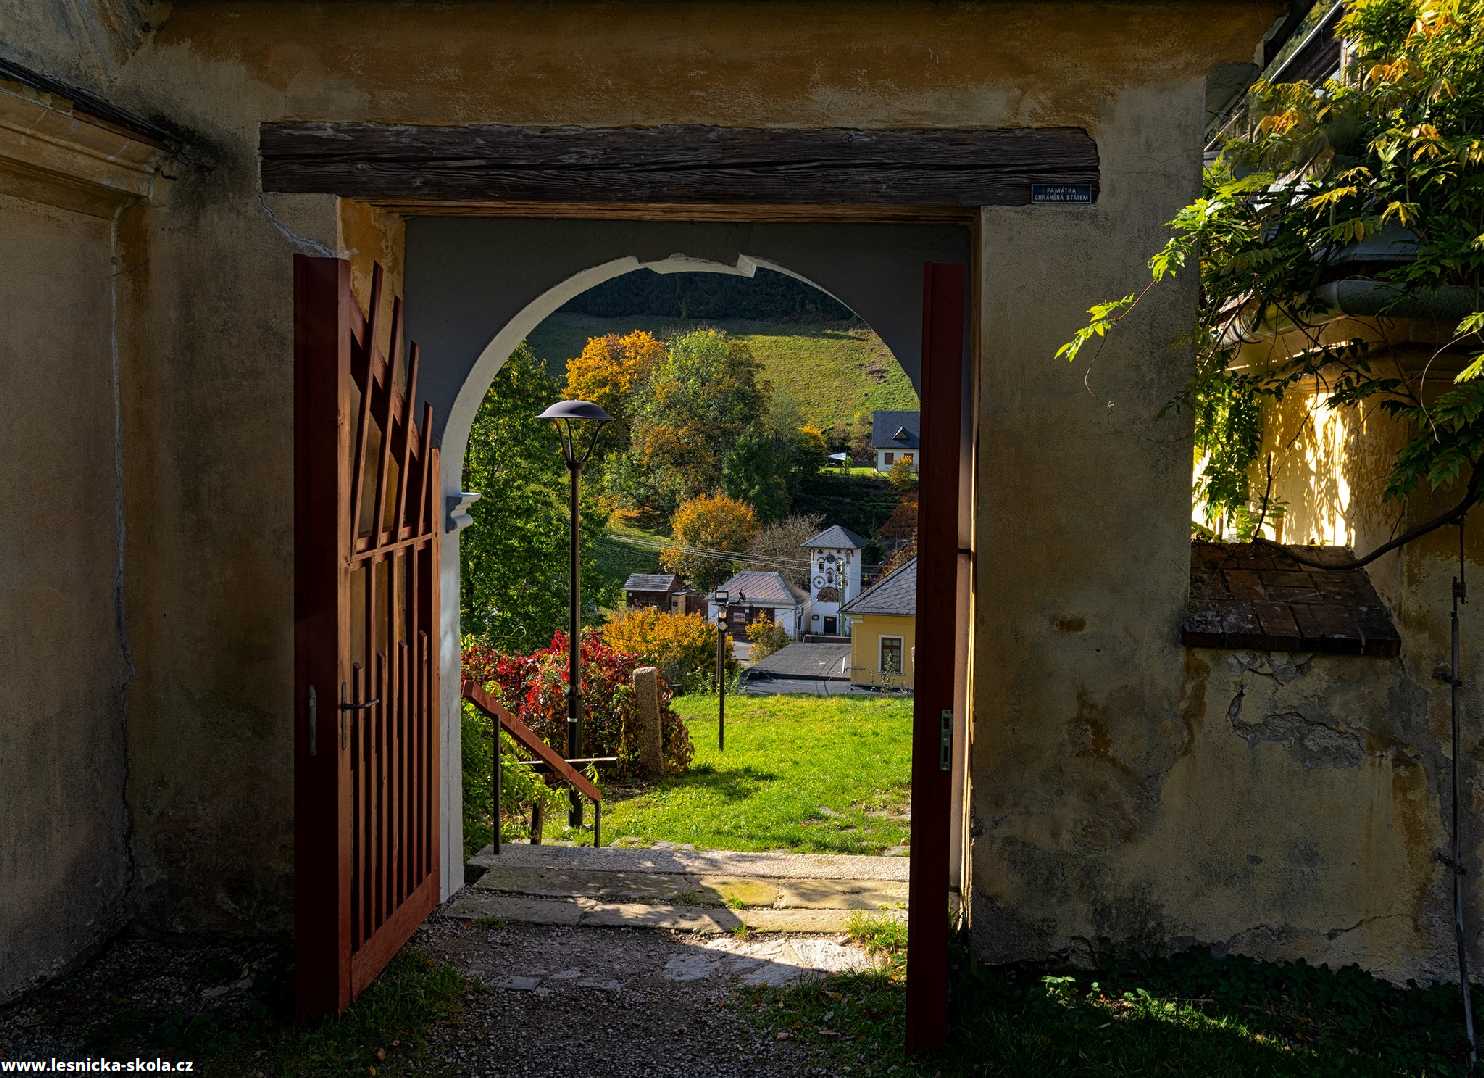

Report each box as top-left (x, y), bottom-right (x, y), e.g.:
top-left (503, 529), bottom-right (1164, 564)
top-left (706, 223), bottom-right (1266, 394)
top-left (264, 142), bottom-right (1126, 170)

top-left (260, 122), bottom-right (1098, 207)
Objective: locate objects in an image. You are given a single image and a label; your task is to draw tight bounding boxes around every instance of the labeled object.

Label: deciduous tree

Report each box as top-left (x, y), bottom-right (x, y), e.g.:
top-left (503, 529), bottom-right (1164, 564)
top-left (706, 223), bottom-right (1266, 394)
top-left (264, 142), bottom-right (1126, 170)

top-left (661, 493), bottom-right (759, 593)
top-left (562, 329), bottom-right (666, 436)
top-left (461, 344), bottom-right (603, 652)
top-left (746, 513), bottom-right (824, 588)
top-left (612, 328), bottom-right (770, 518)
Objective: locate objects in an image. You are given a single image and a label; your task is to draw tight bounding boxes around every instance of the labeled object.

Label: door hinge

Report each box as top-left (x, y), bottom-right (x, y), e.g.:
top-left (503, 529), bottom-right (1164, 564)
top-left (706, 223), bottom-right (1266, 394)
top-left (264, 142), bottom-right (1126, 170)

top-left (308, 685), bottom-right (318, 757)
top-left (939, 709), bottom-right (953, 772)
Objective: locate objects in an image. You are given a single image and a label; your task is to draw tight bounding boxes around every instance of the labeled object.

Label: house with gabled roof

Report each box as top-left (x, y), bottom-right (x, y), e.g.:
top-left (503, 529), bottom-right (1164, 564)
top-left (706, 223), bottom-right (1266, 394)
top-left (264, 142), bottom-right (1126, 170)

top-left (706, 568), bottom-right (810, 640)
top-left (622, 572), bottom-right (683, 609)
top-left (871, 410), bottom-right (920, 473)
top-left (841, 556), bottom-right (916, 689)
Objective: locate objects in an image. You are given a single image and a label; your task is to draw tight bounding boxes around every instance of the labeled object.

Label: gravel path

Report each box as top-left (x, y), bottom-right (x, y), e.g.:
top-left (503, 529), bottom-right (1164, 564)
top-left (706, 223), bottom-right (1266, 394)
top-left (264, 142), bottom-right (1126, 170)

top-left (418, 913), bottom-right (865, 1077)
top-left (0, 932), bottom-right (290, 1061)
top-left (0, 916), bottom-right (874, 1077)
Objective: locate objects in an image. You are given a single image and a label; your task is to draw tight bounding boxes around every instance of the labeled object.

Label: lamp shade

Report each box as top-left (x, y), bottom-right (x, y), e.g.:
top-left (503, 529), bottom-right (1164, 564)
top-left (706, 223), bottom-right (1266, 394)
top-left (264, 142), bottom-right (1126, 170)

top-left (538, 400), bottom-right (613, 424)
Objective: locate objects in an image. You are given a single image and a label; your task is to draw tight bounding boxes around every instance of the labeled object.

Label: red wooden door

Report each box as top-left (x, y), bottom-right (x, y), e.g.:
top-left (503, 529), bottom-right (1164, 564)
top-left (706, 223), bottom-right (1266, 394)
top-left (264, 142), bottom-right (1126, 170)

top-left (906, 262), bottom-right (967, 1052)
top-left (294, 255), bottom-right (441, 1019)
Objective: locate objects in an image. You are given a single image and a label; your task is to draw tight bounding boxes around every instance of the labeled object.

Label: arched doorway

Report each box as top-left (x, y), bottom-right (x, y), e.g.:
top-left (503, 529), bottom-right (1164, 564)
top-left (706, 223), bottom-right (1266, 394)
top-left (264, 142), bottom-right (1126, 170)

top-left (298, 214), bottom-right (971, 1047)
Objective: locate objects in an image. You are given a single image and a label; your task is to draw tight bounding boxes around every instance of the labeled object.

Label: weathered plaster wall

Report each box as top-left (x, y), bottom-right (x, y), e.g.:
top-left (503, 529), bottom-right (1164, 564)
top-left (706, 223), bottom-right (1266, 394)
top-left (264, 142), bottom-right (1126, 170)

top-left (0, 192), bottom-right (131, 1000)
top-left (0, 0), bottom-right (1284, 979)
top-left (975, 79), bottom-right (1481, 980)
top-left (974, 73), bottom-right (1206, 965)
top-left (1240, 350), bottom-right (1484, 978)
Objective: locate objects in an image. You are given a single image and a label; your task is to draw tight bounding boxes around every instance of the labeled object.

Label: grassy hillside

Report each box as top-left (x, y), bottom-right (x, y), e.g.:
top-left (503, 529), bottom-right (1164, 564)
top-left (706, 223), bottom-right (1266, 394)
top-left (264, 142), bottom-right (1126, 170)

top-left (525, 312), bottom-right (919, 429)
top-left (590, 523), bottom-right (667, 615)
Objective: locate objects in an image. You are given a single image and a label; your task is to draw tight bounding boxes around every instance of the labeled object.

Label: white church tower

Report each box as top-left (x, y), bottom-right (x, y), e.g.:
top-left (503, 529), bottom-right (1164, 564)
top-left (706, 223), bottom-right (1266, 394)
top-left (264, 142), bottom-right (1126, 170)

top-left (802, 525), bottom-right (865, 639)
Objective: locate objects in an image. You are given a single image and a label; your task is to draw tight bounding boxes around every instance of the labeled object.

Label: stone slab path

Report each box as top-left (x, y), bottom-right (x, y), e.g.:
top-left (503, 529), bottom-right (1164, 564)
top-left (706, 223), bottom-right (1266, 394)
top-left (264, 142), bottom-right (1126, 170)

top-left (450, 842), bottom-right (909, 934)
top-left (419, 917), bottom-right (879, 1076)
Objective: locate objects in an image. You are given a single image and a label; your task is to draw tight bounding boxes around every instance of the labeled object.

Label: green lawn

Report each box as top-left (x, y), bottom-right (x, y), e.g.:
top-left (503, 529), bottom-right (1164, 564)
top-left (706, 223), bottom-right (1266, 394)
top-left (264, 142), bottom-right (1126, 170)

top-left (753, 934), bottom-right (1473, 1077)
top-left (600, 693), bottom-right (912, 854)
top-left (526, 312), bottom-right (919, 429)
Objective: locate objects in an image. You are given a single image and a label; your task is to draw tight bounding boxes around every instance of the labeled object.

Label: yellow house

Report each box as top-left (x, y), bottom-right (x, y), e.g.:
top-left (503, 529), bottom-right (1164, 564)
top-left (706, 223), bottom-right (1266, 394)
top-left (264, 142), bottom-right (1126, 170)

top-left (842, 557), bottom-right (916, 690)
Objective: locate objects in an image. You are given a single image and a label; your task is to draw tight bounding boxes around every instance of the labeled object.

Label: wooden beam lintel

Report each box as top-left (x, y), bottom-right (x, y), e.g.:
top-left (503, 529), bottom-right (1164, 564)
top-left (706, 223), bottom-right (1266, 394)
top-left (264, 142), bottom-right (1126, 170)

top-left (260, 122), bottom-right (1099, 207)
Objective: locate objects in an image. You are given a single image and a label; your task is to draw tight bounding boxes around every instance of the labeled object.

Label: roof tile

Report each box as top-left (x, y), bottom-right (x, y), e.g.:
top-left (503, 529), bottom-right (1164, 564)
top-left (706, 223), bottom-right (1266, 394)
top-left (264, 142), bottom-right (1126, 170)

top-left (842, 557), bottom-right (916, 617)
top-left (1181, 543), bottom-right (1400, 657)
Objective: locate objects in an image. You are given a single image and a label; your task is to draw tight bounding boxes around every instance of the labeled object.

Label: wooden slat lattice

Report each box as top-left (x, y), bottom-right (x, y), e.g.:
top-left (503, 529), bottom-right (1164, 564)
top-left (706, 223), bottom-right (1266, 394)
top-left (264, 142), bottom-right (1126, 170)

top-left (348, 263), bottom-right (441, 981)
top-left (295, 255), bottom-right (441, 1018)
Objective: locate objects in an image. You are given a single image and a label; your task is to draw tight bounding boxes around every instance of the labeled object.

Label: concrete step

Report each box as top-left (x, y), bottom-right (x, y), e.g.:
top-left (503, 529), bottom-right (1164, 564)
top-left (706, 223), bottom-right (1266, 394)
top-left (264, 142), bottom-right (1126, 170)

top-left (444, 892), bottom-right (903, 934)
top-left (447, 842), bottom-right (911, 933)
top-left (466, 841), bottom-right (910, 881)
top-left (472, 864), bottom-right (908, 910)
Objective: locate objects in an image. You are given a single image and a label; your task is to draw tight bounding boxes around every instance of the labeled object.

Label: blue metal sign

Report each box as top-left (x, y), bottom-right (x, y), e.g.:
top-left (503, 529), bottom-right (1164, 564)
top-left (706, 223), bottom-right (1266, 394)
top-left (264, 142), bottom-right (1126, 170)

top-left (1031, 183), bottom-right (1094, 204)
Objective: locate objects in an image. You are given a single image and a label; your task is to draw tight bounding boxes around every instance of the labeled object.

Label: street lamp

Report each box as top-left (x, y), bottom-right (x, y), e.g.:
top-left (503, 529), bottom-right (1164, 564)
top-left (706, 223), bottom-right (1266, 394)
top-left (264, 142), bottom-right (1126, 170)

top-left (539, 399), bottom-right (613, 827)
top-left (713, 588), bottom-right (743, 752)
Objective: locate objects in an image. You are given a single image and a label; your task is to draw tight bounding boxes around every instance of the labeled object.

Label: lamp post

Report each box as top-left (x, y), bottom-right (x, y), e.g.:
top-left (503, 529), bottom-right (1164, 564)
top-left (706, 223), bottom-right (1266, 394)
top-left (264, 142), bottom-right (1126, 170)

top-left (538, 399), bottom-right (613, 828)
top-left (714, 588), bottom-right (743, 752)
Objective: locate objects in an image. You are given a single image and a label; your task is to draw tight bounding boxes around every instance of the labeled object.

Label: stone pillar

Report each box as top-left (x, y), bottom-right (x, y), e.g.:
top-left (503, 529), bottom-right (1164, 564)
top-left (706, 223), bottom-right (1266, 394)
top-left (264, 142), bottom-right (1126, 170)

top-left (633, 666), bottom-right (664, 778)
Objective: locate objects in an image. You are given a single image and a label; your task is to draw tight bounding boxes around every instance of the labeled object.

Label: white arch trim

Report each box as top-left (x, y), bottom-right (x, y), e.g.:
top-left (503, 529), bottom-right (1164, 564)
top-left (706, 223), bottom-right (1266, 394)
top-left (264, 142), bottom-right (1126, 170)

top-left (435, 251), bottom-right (855, 896)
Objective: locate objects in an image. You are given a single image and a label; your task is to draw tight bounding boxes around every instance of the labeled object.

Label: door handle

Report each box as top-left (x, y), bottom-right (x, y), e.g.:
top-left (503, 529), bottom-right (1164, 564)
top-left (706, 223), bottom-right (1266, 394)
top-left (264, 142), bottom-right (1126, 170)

top-left (337, 684), bottom-right (380, 751)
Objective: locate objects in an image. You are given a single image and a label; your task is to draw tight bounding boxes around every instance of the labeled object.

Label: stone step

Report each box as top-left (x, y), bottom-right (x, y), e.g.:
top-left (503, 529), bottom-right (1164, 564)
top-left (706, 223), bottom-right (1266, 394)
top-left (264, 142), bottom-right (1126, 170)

top-left (466, 841), bottom-right (910, 881)
top-left (472, 865), bottom-right (909, 910)
top-left (443, 892), bottom-right (903, 934)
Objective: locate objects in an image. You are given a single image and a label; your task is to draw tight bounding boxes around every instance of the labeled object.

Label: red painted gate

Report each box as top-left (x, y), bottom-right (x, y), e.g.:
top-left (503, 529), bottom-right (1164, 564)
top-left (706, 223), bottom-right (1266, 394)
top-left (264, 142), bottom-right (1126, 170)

top-left (906, 261), bottom-right (967, 1052)
top-left (294, 255), bottom-right (441, 1018)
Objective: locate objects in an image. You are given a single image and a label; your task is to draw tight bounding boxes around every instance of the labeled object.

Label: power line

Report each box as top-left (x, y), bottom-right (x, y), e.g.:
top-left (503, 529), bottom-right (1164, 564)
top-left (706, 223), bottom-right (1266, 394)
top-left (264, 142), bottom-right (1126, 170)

top-left (603, 532), bottom-right (811, 571)
top-left (607, 533), bottom-right (811, 571)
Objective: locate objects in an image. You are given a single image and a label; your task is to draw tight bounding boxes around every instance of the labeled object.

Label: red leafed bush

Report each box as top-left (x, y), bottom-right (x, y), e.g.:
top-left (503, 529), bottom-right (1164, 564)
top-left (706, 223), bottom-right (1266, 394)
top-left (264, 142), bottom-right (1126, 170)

top-left (462, 629), bottom-right (693, 781)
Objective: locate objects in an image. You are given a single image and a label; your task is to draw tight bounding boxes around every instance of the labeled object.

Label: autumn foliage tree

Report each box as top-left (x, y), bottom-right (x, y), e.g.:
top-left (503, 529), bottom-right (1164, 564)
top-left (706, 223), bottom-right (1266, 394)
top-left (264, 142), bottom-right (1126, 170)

top-left (610, 329), bottom-right (770, 519)
top-left (661, 493), bottom-right (759, 592)
top-left (745, 617), bottom-right (789, 660)
top-left (877, 493), bottom-right (918, 575)
top-left (562, 329), bottom-right (666, 439)
top-left (746, 512), bottom-right (824, 588)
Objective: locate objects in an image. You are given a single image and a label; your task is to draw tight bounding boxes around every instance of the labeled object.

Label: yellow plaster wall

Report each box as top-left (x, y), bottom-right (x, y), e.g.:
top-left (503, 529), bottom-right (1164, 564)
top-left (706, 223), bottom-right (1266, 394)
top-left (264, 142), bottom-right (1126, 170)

top-left (848, 613), bottom-right (916, 689)
top-left (1241, 344), bottom-right (1484, 982)
top-left (143, 2), bottom-right (1272, 130)
top-left (970, 62), bottom-right (1480, 982)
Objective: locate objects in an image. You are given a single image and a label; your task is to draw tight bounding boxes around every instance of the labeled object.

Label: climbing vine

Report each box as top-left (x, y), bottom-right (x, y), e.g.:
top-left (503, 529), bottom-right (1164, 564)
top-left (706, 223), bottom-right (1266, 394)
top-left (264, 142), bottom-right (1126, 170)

top-left (1061, 0), bottom-right (1484, 547)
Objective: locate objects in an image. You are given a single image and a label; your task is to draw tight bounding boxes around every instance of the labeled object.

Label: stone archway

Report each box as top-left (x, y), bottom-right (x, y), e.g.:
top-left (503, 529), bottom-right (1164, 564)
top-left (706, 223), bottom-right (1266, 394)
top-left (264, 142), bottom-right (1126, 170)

top-left (429, 247), bottom-right (919, 888)
top-left (400, 215), bottom-right (969, 902)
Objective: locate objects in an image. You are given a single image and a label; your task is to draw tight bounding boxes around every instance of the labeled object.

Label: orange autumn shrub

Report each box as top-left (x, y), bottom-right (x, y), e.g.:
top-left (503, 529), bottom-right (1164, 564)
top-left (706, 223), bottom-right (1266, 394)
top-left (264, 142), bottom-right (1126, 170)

top-left (602, 606), bottom-right (722, 693)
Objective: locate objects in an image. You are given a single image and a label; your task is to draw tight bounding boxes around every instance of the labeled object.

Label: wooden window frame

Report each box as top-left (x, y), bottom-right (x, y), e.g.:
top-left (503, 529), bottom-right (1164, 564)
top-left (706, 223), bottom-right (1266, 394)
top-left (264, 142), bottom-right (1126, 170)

top-left (879, 634), bottom-right (906, 676)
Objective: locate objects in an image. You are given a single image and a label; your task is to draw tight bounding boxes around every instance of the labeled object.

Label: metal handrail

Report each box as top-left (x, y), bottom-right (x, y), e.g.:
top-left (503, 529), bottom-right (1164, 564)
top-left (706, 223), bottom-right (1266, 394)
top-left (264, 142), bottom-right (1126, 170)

top-left (461, 679), bottom-right (604, 851)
